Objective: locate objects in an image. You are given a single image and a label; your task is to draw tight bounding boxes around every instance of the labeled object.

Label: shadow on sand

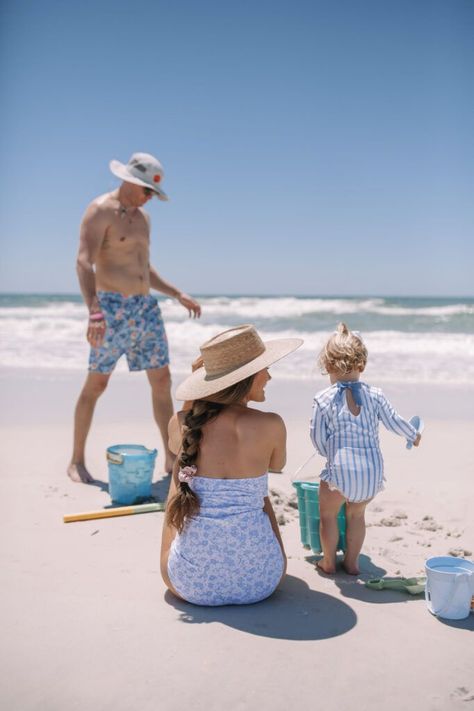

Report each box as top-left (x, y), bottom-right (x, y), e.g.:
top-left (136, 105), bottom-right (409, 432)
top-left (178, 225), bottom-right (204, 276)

top-left (434, 614), bottom-right (474, 631)
top-left (165, 574), bottom-right (357, 640)
top-left (305, 553), bottom-right (426, 605)
top-left (85, 472), bottom-right (171, 501)
top-left (151, 473), bottom-right (171, 502)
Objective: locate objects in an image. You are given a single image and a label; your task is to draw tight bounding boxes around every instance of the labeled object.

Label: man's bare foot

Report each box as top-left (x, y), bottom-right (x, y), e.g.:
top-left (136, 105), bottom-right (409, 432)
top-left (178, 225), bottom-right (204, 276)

top-left (316, 558), bottom-right (336, 576)
top-left (67, 463), bottom-right (94, 483)
top-left (342, 559), bottom-right (360, 575)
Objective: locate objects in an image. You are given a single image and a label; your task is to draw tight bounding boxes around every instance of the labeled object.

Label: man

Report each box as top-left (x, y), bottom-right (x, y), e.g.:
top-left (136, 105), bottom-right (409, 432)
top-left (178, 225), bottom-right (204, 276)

top-left (68, 152), bottom-right (201, 483)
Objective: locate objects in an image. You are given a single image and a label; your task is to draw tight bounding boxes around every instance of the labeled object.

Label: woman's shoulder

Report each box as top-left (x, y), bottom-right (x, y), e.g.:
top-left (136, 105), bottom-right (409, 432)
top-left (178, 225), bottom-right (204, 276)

top-left (233, 406), bottom-right (285, 433)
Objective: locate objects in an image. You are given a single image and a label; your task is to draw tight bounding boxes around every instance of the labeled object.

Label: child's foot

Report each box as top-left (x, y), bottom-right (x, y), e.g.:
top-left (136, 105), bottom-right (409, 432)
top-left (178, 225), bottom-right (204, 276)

top-left (342, 559), bottom-right (360, 575)
top-left (316, 558), bottom-right (336, 576)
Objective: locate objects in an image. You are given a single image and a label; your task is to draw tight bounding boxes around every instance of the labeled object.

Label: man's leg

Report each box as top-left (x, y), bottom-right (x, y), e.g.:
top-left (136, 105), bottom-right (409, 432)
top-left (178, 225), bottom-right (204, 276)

top-left (68, 372), bottom-right (111, 482)
top-left (146, 366), bottom-right (175, 473)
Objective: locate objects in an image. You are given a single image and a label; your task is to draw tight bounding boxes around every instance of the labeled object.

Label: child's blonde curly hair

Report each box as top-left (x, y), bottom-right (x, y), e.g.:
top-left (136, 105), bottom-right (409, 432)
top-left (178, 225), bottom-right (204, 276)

top-left (318, 322), bottom-right (368, 375)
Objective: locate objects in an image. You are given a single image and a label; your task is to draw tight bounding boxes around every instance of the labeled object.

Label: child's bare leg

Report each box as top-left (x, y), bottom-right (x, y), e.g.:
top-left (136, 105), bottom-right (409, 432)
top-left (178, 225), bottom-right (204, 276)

top-left (343, 500), bottom-right (370, 575)
top-left (318, 482), bottom-right (345, 574)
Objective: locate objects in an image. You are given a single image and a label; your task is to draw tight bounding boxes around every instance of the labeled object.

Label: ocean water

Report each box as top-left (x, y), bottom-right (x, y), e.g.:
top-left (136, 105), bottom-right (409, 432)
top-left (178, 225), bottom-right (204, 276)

top-left (0, 294), bottom-right (473, 385)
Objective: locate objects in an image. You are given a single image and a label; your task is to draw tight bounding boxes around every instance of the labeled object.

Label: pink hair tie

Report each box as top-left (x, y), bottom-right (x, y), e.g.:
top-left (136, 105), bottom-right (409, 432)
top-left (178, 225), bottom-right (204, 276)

top-left (178, 465), bottom-right (197, 484)
top-left (89, 312), bottom-right (105, 321)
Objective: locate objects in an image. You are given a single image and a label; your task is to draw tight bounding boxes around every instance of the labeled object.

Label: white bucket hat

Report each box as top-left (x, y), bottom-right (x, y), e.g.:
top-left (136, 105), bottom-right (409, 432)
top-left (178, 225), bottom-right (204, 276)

top-left (175, 324), bottom-right (303, 400)
top-left (109, 152), bottom-right (169, 201)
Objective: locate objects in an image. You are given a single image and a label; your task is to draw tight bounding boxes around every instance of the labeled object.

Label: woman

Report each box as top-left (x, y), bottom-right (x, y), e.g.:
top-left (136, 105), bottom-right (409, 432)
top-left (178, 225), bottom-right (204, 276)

top-left (161, 324), bottom-right (302, 606)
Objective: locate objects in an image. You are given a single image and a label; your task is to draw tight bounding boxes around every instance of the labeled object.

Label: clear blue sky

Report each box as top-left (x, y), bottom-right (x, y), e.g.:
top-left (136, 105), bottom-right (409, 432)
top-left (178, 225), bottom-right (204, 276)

top-left (1, 0), bottom-right (472, 296)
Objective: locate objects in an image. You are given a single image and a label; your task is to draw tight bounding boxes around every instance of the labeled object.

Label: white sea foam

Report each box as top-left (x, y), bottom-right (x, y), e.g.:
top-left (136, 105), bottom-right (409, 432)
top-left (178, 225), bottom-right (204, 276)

top-left (160, 297), bottom-right (386, 321)
top-left (1, 296), bottom-right (473, 384)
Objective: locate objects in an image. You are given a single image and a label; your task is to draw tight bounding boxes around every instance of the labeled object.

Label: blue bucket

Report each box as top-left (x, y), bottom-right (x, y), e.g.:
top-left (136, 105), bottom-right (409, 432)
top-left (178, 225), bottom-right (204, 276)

top-left (292, 481), bottom-right (346, 554)
top-left (106, 444), bottom-right (157, 505)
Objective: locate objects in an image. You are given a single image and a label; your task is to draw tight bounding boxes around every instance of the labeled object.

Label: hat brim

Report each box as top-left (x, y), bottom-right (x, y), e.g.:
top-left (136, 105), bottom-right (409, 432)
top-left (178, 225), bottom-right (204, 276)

top-left (109, 159), bottom-right (169, 201)
top-left (175, 338), bottom-right (303, 401)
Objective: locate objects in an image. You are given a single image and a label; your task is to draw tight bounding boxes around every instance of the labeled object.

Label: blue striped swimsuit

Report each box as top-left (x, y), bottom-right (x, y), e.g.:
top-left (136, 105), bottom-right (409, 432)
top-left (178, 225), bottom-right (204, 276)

top-left (310, 382), bottom-right (418, 503)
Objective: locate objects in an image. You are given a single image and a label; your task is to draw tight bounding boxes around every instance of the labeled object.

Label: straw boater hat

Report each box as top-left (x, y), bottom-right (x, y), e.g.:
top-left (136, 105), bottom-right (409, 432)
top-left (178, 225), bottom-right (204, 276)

top-left (176, 325), bottom-right (303, 400)
top-left (109, 152), bottom-right (168, 201)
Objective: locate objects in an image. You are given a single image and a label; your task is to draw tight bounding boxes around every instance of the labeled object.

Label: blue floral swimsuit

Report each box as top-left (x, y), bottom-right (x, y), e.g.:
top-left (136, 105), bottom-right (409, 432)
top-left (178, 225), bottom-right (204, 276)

top-left (89, 291), bottom-right (169, 373)
top-left (167, 473), bottom-right (284, 606)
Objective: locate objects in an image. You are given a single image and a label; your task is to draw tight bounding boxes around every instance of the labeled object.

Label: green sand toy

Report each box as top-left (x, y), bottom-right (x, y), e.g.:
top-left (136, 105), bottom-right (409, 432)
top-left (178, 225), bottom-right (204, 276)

top-left (365, 577), bottom-right (426, 595)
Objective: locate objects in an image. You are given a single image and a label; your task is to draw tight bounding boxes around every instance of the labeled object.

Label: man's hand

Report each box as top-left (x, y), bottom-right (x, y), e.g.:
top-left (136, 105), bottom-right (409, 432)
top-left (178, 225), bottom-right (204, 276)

top-left (413, 433), bottom-right (422, 447)
top-left (87, 314), bottom-right (106, 347)
top-left (177, 292), bottom-right (201, 318)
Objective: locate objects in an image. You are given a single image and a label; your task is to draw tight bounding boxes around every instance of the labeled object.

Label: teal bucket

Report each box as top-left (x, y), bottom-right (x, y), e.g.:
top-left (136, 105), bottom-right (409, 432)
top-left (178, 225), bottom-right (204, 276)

top-left (292, 481), bottom-right (346, 554)
top-left (106, 444), bottom-right (157, 505)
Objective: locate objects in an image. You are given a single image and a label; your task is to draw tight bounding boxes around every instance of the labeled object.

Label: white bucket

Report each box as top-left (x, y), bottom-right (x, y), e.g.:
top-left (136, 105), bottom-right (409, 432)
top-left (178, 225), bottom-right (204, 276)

top-left (425, 556), bottom-right (474, 620)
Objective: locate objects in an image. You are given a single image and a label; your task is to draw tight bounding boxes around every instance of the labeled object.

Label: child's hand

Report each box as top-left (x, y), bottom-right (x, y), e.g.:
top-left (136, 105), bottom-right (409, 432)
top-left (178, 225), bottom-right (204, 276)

top-left (413, 433), bottom-right (422, 447)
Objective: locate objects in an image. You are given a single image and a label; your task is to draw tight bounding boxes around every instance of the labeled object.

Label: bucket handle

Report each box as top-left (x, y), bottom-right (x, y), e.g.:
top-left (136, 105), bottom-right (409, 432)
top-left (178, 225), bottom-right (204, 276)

top-left (107, 451), bottom-right (123, 465)
top-left (426, 571), bottom-right (472, 618)
top-left (291, 453), bottom-right (316, 483)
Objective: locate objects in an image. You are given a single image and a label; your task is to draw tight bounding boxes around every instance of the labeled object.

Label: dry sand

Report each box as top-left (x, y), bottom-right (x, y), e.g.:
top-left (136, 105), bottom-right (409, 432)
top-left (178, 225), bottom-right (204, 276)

top-left (0, 368), bottom-right (473, 711)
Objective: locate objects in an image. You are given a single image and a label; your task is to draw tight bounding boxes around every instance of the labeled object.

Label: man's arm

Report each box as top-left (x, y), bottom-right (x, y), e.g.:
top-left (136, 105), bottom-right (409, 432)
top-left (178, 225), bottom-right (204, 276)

top-left (76, 203), bottom-right (108, 347)
top-left (149, 266), bottom-right (201, 318)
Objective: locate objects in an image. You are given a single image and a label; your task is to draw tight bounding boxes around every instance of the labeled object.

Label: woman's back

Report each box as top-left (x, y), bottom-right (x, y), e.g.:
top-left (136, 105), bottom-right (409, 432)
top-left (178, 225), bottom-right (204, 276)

top-left (175, 405), bottom-right (285, 478)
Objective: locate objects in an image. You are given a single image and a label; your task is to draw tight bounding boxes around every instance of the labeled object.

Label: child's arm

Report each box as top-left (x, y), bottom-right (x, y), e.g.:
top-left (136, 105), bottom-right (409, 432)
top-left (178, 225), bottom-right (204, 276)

top-left (310, 398), bottom-right (329, 457)
top-left (377, 391), bottom-right (420, 444)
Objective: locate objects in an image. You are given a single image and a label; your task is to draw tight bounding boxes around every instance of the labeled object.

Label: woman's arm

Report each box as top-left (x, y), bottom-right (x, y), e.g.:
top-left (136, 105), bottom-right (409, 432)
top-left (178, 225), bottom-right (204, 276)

top-left (263, 496), bottom-right (287, 576)
top-left (268, 413), bottom-right (287, 472)
top-left (160, 461), bottom-right (181, 592)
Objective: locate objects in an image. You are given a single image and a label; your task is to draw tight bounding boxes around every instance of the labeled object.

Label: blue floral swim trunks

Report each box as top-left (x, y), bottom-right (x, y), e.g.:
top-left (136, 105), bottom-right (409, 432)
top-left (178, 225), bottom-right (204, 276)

top-left (89, 291), bottom-right (170, 373)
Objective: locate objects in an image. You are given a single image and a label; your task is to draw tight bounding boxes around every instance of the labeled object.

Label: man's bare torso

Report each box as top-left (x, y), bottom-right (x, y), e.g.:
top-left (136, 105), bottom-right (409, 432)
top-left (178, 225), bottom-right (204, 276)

top-left (91, 192), bottom-right (151, 296)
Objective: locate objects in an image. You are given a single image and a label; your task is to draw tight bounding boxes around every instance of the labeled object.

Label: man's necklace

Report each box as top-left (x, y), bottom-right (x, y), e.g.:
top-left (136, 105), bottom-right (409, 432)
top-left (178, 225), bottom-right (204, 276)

top-left (118, 203), bottom-right (136, 223)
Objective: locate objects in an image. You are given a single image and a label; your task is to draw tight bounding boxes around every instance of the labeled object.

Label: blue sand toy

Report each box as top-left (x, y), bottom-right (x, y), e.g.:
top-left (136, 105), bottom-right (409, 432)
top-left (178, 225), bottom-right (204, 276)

top-left (106, 444), bottom-right (157, 505)
top-left (406, 415), bottom-right (424, 450)
top-left (293, 481), bottom-right (346, 554)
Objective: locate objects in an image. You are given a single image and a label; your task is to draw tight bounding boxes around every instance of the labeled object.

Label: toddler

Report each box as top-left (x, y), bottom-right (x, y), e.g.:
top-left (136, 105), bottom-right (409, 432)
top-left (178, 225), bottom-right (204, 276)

top-left (310, 323), bottom-right (421, 575)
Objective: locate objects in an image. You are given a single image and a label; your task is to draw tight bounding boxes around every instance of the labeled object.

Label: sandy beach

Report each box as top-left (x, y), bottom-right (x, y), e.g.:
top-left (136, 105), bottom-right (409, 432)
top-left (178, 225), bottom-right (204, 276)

top-left (0, 367), bottom-right (473, 711)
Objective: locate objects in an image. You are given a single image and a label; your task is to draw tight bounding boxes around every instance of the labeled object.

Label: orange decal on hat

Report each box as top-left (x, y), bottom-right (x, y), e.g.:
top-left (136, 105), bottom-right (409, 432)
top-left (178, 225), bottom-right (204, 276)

top-left (153, 174), bottom-right (161, 183)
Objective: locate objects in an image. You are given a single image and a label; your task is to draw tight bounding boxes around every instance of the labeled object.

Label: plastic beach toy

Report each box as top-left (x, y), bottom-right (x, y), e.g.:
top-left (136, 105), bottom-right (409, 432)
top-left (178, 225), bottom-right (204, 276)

top-left (406, 415), bottom-right (424, 449)
top-left (292, 481), bottom-right (346, 554)
top-left (291, 454), bottom-right (346, 554)
top-left (425, 556), bottom-right (474, 620)
top-left (106, 444), bottom-right (157, 505)
top-left (365, 577), bottom-right (426, 595)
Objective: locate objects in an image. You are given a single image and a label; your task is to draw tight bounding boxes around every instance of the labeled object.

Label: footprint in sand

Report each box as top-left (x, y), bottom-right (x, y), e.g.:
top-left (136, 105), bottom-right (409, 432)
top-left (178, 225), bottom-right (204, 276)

top-left (379, 517), bottom-right (401, 527)
top-left (270, 488), bottom-right (299, 526)
top-left (417, 515), bottom-right (443, 532)
top-left (393, 510), bottom-right (408, 520)
top-left (448, 547), bottom-right (472, 558)
top-left (450, 687), bottom-right (474, 702)
top-left (446, 529), bottom-right (462, 539)
top-left (379, 511), bottom-right (408, 527)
